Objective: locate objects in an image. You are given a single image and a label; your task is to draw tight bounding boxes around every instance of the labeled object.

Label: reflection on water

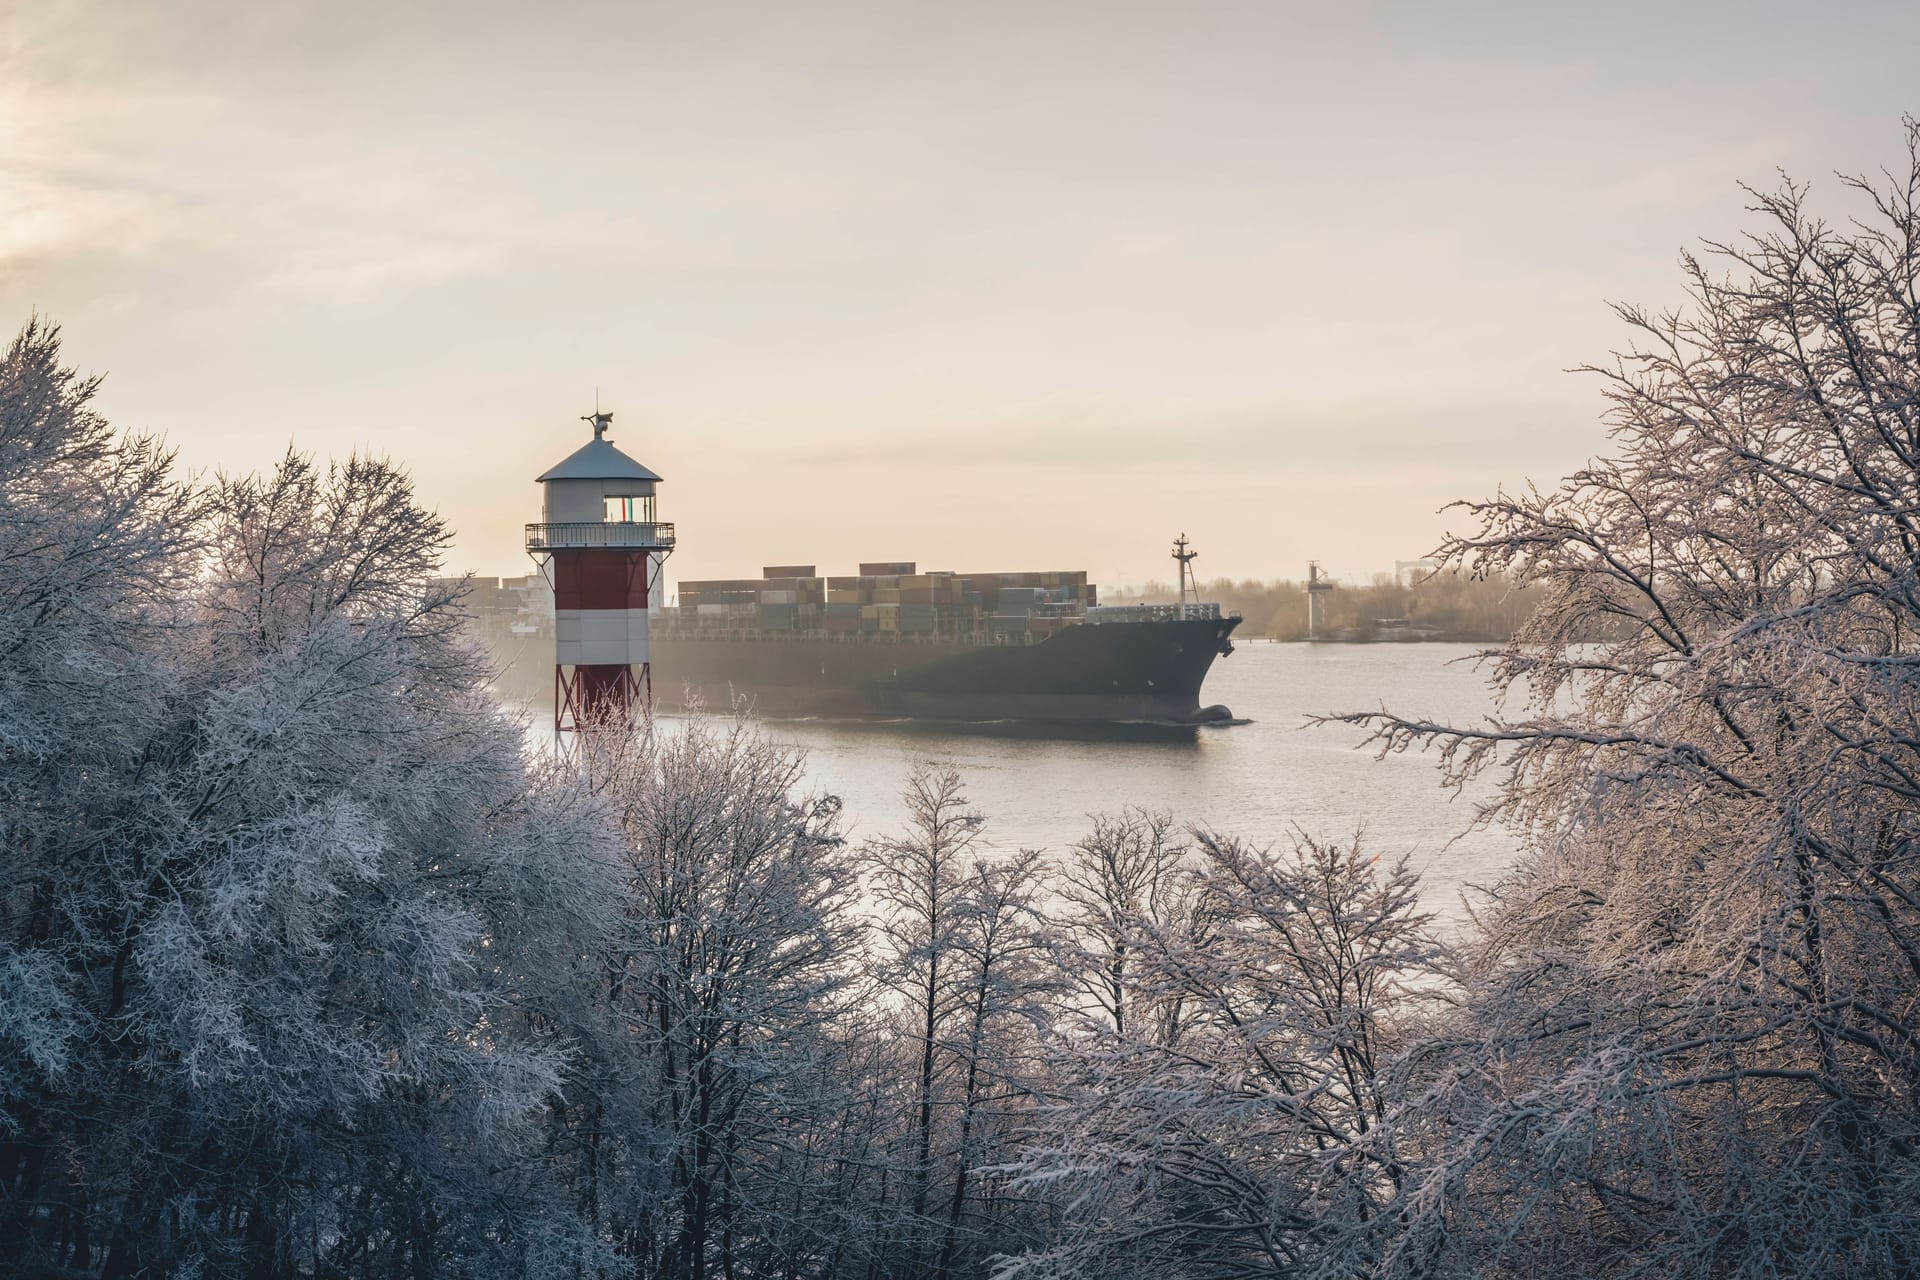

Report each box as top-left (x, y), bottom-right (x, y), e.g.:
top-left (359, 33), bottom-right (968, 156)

top-left (655, 642), bottom-right (1518, 929)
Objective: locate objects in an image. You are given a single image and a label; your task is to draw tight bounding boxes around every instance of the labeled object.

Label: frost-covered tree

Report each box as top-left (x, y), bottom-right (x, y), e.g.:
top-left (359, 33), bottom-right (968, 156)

top-left (0, 322), bottom-right (622, 1279)
top-left (1006, 831), bottom-right (1438, 1280)
top-left (860, 762), bottom-right (987, 1267)
top-left (573, 716), bottom-right (856, 1280)
top-left (1344, 120), bottom-right (1920, 1277)
top-left (0, 318), bottom-right (203, 1276)
top-left (1053, 808), bottom-right (1196, 1043)
top-left (935, 847), bottom-right (1053, 1280)
top-left (843, 765), bottom-right (1071, 1279)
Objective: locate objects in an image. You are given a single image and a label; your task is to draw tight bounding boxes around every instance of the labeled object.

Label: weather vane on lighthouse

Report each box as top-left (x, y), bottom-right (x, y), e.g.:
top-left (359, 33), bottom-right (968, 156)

top-left (526, 407), bottom-right (675, 738)
top-left (582, 390), bottom-right (614, 440)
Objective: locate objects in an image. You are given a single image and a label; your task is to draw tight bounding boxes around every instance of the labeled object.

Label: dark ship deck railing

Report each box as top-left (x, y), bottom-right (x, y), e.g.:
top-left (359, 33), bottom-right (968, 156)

top-left (526, 521), bottom-right (676, 550)
top-left (1085, 602), bottom-right (1229, 623)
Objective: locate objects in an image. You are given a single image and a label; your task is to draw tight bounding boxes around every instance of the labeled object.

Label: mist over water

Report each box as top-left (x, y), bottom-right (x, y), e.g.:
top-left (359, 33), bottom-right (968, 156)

top-left (662, 642), bottom-right (1517, 927)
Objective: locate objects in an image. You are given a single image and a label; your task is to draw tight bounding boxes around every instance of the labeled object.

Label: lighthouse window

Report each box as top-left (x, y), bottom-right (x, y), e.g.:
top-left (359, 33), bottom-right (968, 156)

top-left (604, 495), bottom-right (656, 523)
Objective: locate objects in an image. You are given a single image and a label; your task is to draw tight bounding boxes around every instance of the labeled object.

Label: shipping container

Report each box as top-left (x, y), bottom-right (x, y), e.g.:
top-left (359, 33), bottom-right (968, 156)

top-left (659, 560), bottom-right (1122, 646)
top-left (999, 588), bottom-right (1044, 611)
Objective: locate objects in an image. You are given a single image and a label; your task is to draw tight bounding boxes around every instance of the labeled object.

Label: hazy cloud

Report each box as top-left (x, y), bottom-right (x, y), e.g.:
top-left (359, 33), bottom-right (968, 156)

top-left (5, 0), bottom-right (1917, 583)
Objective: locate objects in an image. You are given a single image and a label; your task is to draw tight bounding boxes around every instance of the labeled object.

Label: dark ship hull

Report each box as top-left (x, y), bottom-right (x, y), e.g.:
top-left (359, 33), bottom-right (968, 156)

top-left (649, 616), bottom-right (1240, 724)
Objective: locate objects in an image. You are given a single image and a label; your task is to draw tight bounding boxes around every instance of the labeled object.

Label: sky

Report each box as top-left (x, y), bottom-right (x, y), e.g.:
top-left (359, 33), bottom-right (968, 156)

top-left (4, 0), bottom-right (1917, 590)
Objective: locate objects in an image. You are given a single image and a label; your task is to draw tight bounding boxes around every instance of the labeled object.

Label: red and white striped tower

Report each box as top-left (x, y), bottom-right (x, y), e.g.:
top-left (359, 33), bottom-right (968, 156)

top-left (526, 411), bottom-right (675, 735)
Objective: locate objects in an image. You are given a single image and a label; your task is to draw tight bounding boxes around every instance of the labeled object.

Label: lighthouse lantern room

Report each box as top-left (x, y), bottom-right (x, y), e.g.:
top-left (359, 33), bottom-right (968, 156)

top-left (526, 411), bottom-right (675, 735)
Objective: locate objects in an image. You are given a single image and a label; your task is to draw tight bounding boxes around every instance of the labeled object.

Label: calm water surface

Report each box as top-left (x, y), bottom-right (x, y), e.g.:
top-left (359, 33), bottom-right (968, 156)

top-left (659, 642), bottom-right (1517, 925)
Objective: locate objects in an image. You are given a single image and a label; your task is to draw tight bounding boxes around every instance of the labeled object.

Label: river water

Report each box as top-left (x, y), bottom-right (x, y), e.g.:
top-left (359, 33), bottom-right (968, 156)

top-left (657, 641), bottom-right (1519, 926)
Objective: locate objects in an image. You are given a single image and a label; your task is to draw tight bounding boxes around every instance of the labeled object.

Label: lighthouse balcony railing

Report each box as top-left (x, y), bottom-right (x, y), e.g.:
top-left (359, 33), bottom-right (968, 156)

top-left (526, 521), bottom-right (676, 551)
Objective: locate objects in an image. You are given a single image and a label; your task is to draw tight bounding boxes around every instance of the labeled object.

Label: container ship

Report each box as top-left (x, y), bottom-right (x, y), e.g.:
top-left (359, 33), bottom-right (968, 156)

top-left (651, 540), bottom-right (1240, 725)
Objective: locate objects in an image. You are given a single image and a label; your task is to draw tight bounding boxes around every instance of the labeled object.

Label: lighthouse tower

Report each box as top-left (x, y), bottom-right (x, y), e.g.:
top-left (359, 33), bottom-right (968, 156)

top-left (526, 411), bottom-right (675, 735)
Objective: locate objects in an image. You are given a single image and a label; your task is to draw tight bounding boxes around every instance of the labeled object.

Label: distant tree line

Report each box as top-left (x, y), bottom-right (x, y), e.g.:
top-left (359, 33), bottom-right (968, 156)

top-left (9, 120), bottom-right (1920, 1277)
top-left (1120, 570), bottom-right (1542, 640)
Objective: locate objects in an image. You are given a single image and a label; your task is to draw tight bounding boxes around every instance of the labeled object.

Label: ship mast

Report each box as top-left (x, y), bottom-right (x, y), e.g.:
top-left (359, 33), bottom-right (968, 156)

top-left (1172, 533), bottom-right (1198, 621)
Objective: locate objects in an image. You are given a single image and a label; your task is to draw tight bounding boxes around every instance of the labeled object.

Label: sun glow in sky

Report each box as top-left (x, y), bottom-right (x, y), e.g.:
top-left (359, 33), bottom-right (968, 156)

top-left (5, 0), bottom-right (1916, 588)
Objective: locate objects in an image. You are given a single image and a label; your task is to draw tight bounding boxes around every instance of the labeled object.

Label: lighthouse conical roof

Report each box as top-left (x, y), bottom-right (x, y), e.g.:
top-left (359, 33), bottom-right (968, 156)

top-left (536, 434), bottom-right (663, 483)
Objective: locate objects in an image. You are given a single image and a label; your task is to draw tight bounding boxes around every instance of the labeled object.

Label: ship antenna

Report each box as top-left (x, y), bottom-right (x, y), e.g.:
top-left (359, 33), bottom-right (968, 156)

top-left (1172, 533), bottom-right (1198, 621)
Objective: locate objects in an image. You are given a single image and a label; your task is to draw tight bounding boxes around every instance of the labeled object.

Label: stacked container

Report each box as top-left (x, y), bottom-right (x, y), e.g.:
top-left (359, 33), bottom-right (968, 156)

top-left (666, 562), bottom-right (1100, 643)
